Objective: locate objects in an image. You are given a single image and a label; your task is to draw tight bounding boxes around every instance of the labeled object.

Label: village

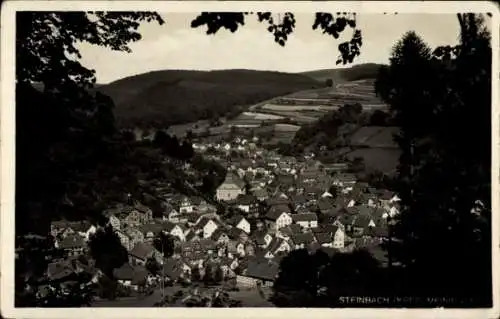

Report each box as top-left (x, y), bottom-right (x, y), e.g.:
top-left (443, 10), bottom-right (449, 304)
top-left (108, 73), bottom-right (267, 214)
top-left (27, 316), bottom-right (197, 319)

top-left (39, 128), bottom-right (402, 307)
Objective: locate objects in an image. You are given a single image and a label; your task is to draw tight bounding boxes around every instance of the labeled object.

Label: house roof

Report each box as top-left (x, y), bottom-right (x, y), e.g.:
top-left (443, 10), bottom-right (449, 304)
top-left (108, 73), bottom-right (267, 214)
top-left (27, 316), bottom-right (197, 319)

top-left (236, 194), bottom-right (258, 206)
top-left (210, 228), bottom-right (227, 241)
top-left (161, 258), bottom-right (184, 279)
top-left (251, 188), bottom-right (268, 198)
top-left (138, 223), bottom-right (165, 236)
top-left (228, 227), bottom-right (246, 240)
top-left (129, 242), bottom-right (155, 260)
top-left (67, 221), bottom-right (92, 233)
top-left (314, 232), bottom-right (333, 244)
top-left (265, 205), bottom-right (291, 220)
top-left (219, 172), bottom-right (245, 189)
top-left (290, 232), bottom-right (316, 245)
top-left (265, 197), bottom-right (290, 207)
top-left (185, 230), bottom-right (201, 242)
top-left (113, 263), bottom-right (136, 280)
top-left (292, 213), bottom-right (318, 222)
top-left (245, 259), bottom-right (279, 281)
top-left (199, 238), bottom-right (217, 251)
top-left (47, 261), bottom-right (74, 281)
top-left (227, 214), bottom-right (246, 227)
top-left (196, 216), bottom-right (217, 229)
top-left (59, 234), bottom-right (85, 249)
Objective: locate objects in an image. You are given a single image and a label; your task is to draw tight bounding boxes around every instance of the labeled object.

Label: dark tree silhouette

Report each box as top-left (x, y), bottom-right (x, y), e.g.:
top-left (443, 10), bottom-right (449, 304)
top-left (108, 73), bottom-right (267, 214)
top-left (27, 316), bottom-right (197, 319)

top-left (153, 232), bottom-right (175, 258)
top-left (88, 226), bottom-right (129, 278)
top-left (145, 257), bottom-right (161, 276)
top-left (375, 15), bottom-right (492, 305)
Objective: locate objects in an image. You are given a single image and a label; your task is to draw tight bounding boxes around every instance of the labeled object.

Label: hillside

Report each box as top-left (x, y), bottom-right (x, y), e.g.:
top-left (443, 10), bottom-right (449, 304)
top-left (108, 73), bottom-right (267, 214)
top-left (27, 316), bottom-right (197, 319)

top-left (97, 69), bottom-right (322, 128)
top-left (300, 63), bottom-right (385, 83)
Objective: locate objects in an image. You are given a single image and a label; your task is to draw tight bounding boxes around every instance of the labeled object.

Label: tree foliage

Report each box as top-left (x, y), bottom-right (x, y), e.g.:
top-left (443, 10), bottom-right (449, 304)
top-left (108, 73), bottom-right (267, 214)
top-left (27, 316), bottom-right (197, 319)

top-left (375, 15), bottom-right (492, 304)
top-left (88, 226), bottom-right (129, 278)
top-left (153, 232), bottom-right (176, 258)
top-left (191, 12), bottom-right (361, 64)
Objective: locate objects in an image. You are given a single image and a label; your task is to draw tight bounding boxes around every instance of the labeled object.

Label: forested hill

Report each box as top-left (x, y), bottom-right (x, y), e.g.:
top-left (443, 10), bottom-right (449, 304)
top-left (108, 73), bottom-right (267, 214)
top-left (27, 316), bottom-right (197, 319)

top-left (96, 69), bottom-right (322, 128)
top-left (300, 63), bottom-right (386, 83)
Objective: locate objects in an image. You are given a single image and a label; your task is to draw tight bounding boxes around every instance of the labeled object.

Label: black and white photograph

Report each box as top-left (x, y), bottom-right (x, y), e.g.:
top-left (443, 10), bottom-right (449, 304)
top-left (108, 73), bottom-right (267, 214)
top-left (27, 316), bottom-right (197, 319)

top-left (1, 1), bottom-right (499, 318)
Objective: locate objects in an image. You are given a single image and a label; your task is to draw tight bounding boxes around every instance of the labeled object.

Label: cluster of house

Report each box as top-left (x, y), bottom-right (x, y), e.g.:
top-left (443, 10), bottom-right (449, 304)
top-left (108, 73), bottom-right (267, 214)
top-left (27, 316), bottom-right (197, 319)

top-left (44, 136), bottom-right (401, 296)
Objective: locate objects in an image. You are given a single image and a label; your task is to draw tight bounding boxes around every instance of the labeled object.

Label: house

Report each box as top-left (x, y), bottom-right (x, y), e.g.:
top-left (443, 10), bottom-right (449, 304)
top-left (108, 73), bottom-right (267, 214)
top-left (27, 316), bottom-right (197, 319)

top-left (332, 226), bottom-right (345, 249)
top-left (314, 232), bottom-right (334, 248)
top-left (292, 213), bottom-right (318, 229)
top-left (227, 227), bottom-right (249, 242)
top-left (235, 194), bottom-right (258, 213)
top-left (185, 230), bottom-right (202, 242)
top-left (236, 259), bottom-right (279, 288)
top-left (267, 237), bottom-right (291, 255)
top-left (265, 209), bottom-right (293, 232)
top-left (210, 228), bottom-right (230, 244)
top-left (113, 263), bottom-right (148, 291)
top-left (164, 223), bottom-right (186, 242)
top-left (216, 172), bottom-right (246, 201)
top-left (289, 233), bottom-right (316, 250)
top-left (196, 217), bottom-right (219, 239)
top-left (162, 204), bottom-right (181, 223)
top-left (57, 233), bottom-right (86, 256)
top-left (129, 242), bottom-right (161, 266)
top-left (179, 197), bottom-right (195, 214)
top-left (227, 240), bottom-right (246, 257)
top-left (332, 173), bottom-right (357, 188)
top-left (134, 202), bottom-right (154, 222)
top-left (138, 223), bottom-right (166, 243)
top-left (228, 215), bottom-right (251, 234)
top-left (107, 214), bottom-right (121, 230)
top-left (124, 227), bottom-right (145, 249)
top-left (251, 187), bottom-right (269, 201)
top-left (50, 220), bottom-right (70, 238)
top-left (116, 229), bottom-right (133, 251)
top-left (252, 230), bottom-right (273, 249)
top-left (161, 258), bottom-right (191, 281)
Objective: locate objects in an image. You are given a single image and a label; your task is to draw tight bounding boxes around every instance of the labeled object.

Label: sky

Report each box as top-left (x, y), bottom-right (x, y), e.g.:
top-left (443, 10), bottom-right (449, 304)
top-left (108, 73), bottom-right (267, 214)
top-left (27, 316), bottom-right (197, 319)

top-left (77, 13), bottom-right (464, 84)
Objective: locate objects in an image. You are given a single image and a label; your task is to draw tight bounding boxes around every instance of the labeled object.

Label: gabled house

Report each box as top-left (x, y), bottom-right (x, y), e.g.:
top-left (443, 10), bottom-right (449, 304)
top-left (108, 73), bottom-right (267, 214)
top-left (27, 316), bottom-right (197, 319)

top-left (236, 259), bottom-right (279, 288)
top-left (267, 237), bottom-right (291, 255)
top-left (265, 209), bottom-right (293, 232)
top-left (228, 214), bottom-right (251, 234)
top-left (210, 228), bottom-right (230, 244)
top-left (164, 222), bottom-right (186, 242)
top-left (292, 213), bottom-right (318, 229)
top-left (251, 230), bottom-right (273, 249)
top-left (216, 172), bottom-right (246, 202)
top-left (196, 217), bottom-right (219, 239)
top-left (162, 204), bottom-right (181, 223)
top-left (332, 226), bottom-right (345, 249)
top-left (56, 233), bottom-right (86, 256)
